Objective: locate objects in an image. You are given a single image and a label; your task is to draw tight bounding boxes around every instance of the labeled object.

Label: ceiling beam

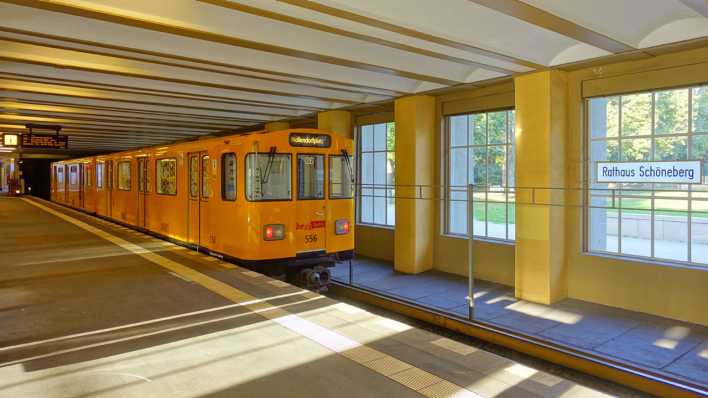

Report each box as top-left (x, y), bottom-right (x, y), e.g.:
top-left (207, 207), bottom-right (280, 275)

top-left (278, 0), bottom-right (544, 69)
top-left (0, 0), bottom-right (462, 86)
top-left (467, 0), bottom-right (634, 53)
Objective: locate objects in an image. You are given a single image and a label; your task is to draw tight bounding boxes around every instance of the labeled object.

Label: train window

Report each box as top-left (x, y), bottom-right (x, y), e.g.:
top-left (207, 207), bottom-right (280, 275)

top-left (201, 155), bottom-right (212, 199)
top-left (189, 155), bottom-right (198, 198)
top-left (297, 154), bottom-right (324, 200)
top-left (56, 166), bottom-right (64, 191)
top-left (69, 165), bottom-right (78, 186)
top-left (156, 158), bottom-right (177, 195)
top-left (222, 153), bottom-right (236, 201)
top-left (329, 155), bottom-right (354, 199)
top-left (85, 167), bottom-right (93, 188)
top-left (137, 158), bottom-right (149, 193)
top-left (117, 161), bottom-right (131, 191)
top-left (246, 153), bottom-right (291, 201)
top-left (96, 163), bottom-right (104, 189)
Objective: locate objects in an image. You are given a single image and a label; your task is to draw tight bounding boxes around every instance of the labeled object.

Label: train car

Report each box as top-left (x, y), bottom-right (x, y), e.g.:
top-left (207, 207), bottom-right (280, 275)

top-left (50, 128), bottom-right (355, 289)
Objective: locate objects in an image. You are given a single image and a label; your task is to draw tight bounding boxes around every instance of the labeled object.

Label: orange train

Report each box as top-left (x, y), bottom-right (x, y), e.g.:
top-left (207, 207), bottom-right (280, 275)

top-left (50, 129), bottom-right (355, 288)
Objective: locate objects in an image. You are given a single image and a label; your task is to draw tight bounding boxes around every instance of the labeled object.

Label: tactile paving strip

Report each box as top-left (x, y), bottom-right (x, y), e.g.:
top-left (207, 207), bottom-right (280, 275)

top-left (388, 367), bottom-right (442, 391)
top-left (419, 380), bottom-right (483, 398)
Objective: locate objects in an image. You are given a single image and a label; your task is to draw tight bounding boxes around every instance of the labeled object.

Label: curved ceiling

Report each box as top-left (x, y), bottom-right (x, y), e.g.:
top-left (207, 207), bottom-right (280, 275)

top-left (0, 0), bottom-right (705, 153)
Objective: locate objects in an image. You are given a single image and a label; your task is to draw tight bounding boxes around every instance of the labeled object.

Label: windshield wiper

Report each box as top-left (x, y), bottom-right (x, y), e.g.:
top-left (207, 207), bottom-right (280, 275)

top-left (261, 146), bottom-right (277, 184)
top-left (341, 149), bottom-right (355, 184)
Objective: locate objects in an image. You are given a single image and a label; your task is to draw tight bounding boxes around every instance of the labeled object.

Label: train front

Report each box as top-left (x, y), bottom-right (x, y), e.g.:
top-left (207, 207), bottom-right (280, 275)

top-left (243, 130), bottom-right (354, 290)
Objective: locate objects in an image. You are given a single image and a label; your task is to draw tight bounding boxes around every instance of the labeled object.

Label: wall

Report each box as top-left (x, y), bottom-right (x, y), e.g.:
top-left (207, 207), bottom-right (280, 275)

top-left (355, 225), bottom-right (394, 262)
top-left (564, 46), bottom-right (708, 325)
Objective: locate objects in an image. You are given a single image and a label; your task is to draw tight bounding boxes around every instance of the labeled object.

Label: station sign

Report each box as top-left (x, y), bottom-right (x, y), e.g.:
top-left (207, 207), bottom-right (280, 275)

top-left (289, 133), bottom-right (331, 148)
top-left (21, 133), bottom-right (69, 149)
top-left (2, 133), bottom-right (19, 147)
top-left (596, 160), bottom-right (703, 184)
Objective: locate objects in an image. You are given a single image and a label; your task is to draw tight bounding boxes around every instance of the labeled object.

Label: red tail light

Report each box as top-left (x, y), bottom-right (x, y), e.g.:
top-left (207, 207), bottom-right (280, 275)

top-left (263, 224), bottom-right (284, 241)
top-left (335, 219), bottom-right (350, 235)
top-left (265, 226), bottom-right (273, 240)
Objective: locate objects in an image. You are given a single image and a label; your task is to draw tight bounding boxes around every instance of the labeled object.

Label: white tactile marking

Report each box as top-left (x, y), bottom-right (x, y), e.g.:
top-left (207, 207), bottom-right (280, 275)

top-left (272, 314), bottom-right (359, 353)
top-left (431, 338), bottom-right (478, 356)
top-left (241, 270), bottom-right (262, 278)
top-left (532, 372), bottom-right (564, 387)
top-left (268, 280), bottom-right (290, 288)
top-left (219, 262), bottom-right (238, 270)
top-left (187, 251), bottom-right (200, 256)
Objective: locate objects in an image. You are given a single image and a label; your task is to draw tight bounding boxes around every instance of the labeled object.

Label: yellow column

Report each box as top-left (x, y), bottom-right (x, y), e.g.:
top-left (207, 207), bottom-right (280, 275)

top-left (394, 95), bottom-right (436, 274)
top-left (264, 121), bottom-right (290, 132)
top-left (514, 70), bottom-right (568, 304)
top-left (317, 110), bottom-right (352, 138)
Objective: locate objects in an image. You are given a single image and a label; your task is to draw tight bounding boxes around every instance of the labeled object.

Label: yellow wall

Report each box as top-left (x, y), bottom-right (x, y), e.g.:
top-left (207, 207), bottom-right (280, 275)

top-left (355, 225), bottom-right (394, 262)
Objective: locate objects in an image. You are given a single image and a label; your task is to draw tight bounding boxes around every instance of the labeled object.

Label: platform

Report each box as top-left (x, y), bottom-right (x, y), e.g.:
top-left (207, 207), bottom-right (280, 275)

top-left (0, 196), bottom-right (647, 398)
top-left (332, 258), bottom-right (708, 389)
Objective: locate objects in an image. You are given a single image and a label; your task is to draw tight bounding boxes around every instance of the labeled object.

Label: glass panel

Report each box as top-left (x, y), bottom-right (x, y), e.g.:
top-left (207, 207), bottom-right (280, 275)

top-left (361, 125), bottom-right (373, 151)
top-left (507, 110), bottom-right (516, 143)
top-left (619, 194), bottom-right (651, 256)
top-left (589, 192), bottom-right (618, 252)
top-left (691, 196), bottom-right (708, 264)
top-left (245, 153), bottom-right (292, 201)
top-left (470, 147), bottom-right (487, 185)
top-left (189, 156), bottom-right (198, 198)
top-left (329, 156), bottom-right (353, 199)
top-left (487, 191), bottom-right (506, 239)
top-left (361, 152), bottom-right (373, 185)
top-left (222, 153), bottom-right (236, 201)
top-left (621, 93), bottom-right (652, 136)
top-left (138, 160), bottom-right (146, 193)
top-left (96, 163), bottom-right (103, 189)
top-left (654, 199), bottom-right (688, 262)
top-left (386, 189), bottom-right (395, 226)
top-left (654, 136), bottom-right (687, 160)
top-left (488, 111), bottom-right (506, 144)
top-left (621, 138), bottom-right (651, 161)
top-left (202, 155), bottom-right (211, 199)
top-left (373, 152), bottom-right (386, 186)
top-left (487, 145), bottom-right (505, 187)
top-left (473, 199), bottom-right (486, 237)
top-left (470, 113), bottom-right (486, 145)
top-left (360, 195), bottom-right (373, 224)
top-left (692, 134), bottom-right (708, 184)
top-left (591, 140), bottom-right (620, 164)
top-left (373, 191), bottom-right (386, 225)
top-left (297, 154), bottom-right (324, 200)
top-left (374, 123), bottom-right (387, 151)
top-left (590, 96), bottom-right (619, 138)
top-left (118, 162), bottom-right (131, 191)
top-left (387, 122), bottom-right (395, 151)
top-left (449, 196), bottom-right (467, 235)
top-left (692, 85), bottom-right (708, 133)
top-left (655, 89), bottom-right (688, 135)
top-left (449, 147), bottom-right (468, 188)
top-left (157, 159), bottom-right (177, 195)
top-left (450, 115), bottom-right (467, 147)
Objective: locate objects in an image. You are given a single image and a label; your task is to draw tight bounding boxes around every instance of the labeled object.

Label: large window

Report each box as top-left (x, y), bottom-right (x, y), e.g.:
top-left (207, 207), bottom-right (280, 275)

top-left (117, 161), bottom-right (131, 191)
top-left (246, 153), bottom-right (292, 201)
top-left (297, 154), bottom-right (324, 200)
top-left (96, 162), bottom-right (104, 189)
top-left (156, 158), bottom-right (177, 195)
top-left (588, 85), bottom-right (708, 266)
top-left (56, 166), bottom-right (64, 191)
top-left (358, 122), bottom-right (395, 226)
top-left (446, 110), bottom-right (515, 241)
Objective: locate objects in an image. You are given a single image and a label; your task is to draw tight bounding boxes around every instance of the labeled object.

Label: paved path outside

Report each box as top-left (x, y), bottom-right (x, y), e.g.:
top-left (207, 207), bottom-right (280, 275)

top-left (0, 196), bottom-right (643, 398)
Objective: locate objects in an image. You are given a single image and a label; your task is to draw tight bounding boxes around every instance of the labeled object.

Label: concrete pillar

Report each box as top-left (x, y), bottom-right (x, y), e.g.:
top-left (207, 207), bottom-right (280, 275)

top-left (394, 95), bottom-right (436, 274)
top-left (514, 70), bottom-right (568, 304)
top-left (317, 110), bottom-right (352, 138)
top-left (264, 121), bottom-right (290, 132)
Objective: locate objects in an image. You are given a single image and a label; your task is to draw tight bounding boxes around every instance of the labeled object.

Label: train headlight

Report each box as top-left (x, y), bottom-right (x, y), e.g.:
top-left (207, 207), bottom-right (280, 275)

top-left (335, 219), bottom-right (350, 235)
top-left (264, 224), bottom-right (285, 241)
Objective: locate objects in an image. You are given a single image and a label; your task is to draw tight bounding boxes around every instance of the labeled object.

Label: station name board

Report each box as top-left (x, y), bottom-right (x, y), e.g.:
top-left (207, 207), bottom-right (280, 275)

top-left (21, 133), bottom-right (69, 149)
top-left (2, 133), bottom-right (19, 147)
top-left (289, 133), bottom-right (331, 148)
top-left (596, 161), bottom-right (703, 184)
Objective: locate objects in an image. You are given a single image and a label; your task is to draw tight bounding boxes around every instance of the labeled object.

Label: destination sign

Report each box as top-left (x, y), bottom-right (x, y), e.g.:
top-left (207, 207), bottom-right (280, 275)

top-left (21, 133), bottom-right (69, 149)
top-left (596, 161), bottom-right (703, 184)
top-left (289, 133), bottom-right (331, 148)
top-left (2, 133), bottom-right (18, 147)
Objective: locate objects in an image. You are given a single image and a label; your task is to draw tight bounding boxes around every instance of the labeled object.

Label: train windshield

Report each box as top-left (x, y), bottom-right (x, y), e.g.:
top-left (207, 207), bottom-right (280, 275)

top-left (246, 153), bottom-right (291, 200)
top-left (297, 154), bottom-right (324, 200)
top-left (329, 155), bottom-right (354, 199)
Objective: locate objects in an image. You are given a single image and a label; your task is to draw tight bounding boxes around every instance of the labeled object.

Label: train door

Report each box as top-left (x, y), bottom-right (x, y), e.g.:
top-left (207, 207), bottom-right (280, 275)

top-left (63, 165), bottom-right (68, 202)
top-left (199, 153), bottom-right (212, 248)
top-left (295, 153), bottom-right (327, 254)
top-left (137, 157), bottom-right (148, 228)
top-left (187, 151), bottom-right (207, 248)
top-left (106, 160), bottom-right (113, 218)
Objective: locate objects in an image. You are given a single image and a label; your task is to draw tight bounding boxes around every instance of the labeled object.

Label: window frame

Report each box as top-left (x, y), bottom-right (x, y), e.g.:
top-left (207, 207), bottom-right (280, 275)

top-left (584, 84), bottom-right (708, 268)
top-left (244, 152), bottom-right (293, 202)
top-left (96, 162), bottom-right (104, 190)
top-left (443, 108), bottom-right (516, 243)
top-left (201, 154), bottom-right (212, 200)
top-left (356, 121), bottom-right (396, 228)
top-left (155, 157), bottom-right (178, 196)
top-left (221, 152), bottom-right (237, 201)
top-left (117, 161), bottom-right (132, 191)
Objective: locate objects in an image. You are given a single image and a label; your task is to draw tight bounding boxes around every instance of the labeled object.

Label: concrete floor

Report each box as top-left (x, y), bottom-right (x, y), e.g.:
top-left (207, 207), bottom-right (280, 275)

top-left (0, 196), bottom-right (647, 398)
top-left (332, 258), bottom-right (708, 389)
